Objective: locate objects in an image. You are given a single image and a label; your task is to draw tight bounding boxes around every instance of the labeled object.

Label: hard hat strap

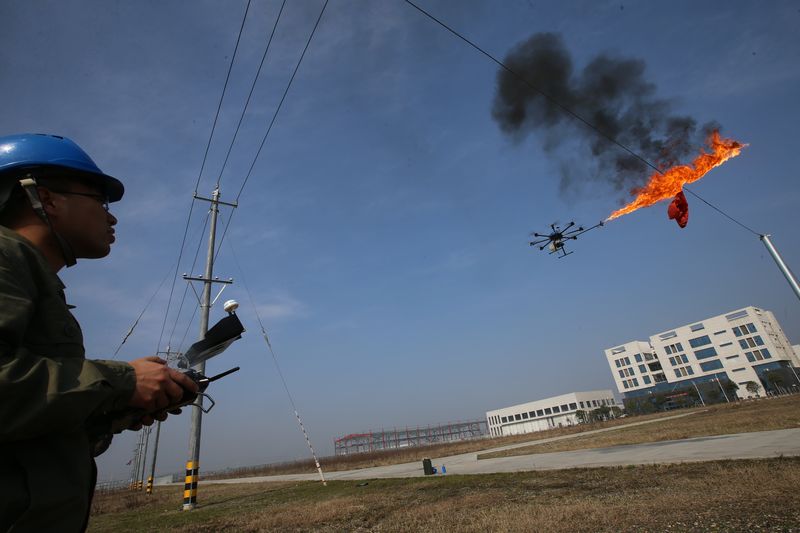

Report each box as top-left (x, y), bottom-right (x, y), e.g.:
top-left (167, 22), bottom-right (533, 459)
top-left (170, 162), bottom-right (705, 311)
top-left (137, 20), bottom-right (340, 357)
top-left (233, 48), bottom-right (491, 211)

top-left (19, 176), bottom-right (77, 267)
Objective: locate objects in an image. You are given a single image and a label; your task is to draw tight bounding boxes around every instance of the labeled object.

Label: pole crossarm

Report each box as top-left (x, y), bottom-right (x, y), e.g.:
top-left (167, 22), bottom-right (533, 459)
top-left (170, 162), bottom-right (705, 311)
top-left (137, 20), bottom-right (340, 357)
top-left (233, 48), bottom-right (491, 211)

top-left (182, 275), bottom-right (234, 284)
top-left (193, 193), bottom-right (238, 208)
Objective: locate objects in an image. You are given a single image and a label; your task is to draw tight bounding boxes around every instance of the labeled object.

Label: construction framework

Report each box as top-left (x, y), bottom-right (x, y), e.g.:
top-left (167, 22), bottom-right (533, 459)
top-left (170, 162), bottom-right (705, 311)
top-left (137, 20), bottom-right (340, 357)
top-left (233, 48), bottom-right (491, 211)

top-left (334, 420), bottom-right (488, 456)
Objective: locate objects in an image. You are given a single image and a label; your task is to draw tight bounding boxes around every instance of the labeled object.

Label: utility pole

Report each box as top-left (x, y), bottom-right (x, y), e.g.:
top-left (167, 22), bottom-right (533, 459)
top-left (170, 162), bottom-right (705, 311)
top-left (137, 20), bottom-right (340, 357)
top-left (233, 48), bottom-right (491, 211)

top-left (139, 426), bottom-right (151, 489)
top-left (146, 421), bottom-right (161, 495)
top-left (760, 234), bottom-right (800, 301)
top-left (182, 187), bottom-right (236, 511)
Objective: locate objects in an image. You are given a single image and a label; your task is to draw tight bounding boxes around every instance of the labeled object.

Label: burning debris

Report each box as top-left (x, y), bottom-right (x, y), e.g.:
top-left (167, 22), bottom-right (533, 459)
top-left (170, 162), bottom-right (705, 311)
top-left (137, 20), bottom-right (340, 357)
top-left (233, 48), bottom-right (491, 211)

top-left (606, 131), bottom-right (746, 224)
top-left (492, 32), bottom-right (746, 232)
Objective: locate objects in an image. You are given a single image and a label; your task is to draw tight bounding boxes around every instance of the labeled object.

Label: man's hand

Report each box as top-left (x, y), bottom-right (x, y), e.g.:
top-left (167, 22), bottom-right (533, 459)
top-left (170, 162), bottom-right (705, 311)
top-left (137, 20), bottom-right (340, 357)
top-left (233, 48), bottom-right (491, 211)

top-left (128, 356), bottom-right (199, 412)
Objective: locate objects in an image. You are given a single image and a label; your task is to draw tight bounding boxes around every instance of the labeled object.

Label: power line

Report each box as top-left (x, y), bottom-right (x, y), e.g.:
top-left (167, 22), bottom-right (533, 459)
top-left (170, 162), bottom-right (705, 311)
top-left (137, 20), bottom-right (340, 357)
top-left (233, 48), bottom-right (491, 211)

top-left (216, 0), bottom-right (289, 190)
top-left (213, 0), bottom-right (330, 261)
top-left (235, 0), bottom-right (330, 203)
top-left (158, 0), bottom-right (253, 353)
top-left (403, 0), bottom-right (760, 236)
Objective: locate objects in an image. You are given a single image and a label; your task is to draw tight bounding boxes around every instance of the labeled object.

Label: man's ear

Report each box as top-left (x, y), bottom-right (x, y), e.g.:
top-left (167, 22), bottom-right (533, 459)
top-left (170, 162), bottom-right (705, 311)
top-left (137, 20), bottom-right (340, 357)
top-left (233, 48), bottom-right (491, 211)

top-left (37, 187), bottom-right (61, 218)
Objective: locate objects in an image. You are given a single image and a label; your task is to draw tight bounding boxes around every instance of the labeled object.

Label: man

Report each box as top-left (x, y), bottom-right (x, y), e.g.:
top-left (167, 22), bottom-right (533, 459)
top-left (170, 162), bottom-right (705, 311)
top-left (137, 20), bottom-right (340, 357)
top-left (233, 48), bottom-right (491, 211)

top-left (0, 133), bottom-right (198, 532)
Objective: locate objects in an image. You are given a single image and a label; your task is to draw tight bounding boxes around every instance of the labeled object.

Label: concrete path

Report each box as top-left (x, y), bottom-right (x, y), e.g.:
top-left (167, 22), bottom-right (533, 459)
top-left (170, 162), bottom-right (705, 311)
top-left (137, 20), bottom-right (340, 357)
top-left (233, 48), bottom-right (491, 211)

top-left (209, 421), bottom-right (800, 484)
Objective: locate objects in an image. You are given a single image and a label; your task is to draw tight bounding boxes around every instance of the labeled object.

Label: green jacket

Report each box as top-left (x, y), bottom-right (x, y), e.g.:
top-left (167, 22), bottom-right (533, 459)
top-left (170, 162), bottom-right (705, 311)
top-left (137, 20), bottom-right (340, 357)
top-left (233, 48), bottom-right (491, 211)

top-left (0, 226), bottom-right (136, 532)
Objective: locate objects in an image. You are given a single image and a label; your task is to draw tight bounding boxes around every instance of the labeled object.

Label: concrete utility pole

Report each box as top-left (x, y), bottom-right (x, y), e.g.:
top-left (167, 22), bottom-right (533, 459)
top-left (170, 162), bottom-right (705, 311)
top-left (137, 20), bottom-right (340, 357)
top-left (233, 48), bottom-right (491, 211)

top-left (146, 421), bottom-right (161, 495)
top-left (182, 187), bottom-right (236, 511)
top-left (760, 234), bottom-right (800, 302)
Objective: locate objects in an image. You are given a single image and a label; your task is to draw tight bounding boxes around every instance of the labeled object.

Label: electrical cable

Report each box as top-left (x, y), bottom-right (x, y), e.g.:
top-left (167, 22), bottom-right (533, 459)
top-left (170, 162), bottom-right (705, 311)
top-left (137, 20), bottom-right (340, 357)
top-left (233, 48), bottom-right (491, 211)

top-left (215, 0), bottom-right (289, 190)
top-left (225, 233), bottom-right (327, 485)
top-left (212, 0), bottom-right (329, 262)
top-left (234, 0), bottom-right (330, 204)
top-left (157, 1), bottom-right (253, 353)
top-left (402, 0), bottom-right (761, 236)
top-left (111, 265), bottom-right (172, 359)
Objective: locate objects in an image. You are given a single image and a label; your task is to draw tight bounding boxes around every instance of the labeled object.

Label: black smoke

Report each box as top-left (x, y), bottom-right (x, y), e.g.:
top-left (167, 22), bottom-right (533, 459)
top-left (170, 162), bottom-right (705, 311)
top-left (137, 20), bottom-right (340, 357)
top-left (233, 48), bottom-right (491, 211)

top-left (492, 33), bottom-right (717, 195)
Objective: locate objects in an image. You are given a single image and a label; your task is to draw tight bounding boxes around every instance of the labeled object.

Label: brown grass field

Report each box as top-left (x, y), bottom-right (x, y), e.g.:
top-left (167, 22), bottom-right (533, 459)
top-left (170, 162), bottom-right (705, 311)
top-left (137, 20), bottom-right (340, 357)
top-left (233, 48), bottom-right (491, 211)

top-left (89, 395), bottom-right (800, 531)
top-left (89, 458), bottom-right (800, 532)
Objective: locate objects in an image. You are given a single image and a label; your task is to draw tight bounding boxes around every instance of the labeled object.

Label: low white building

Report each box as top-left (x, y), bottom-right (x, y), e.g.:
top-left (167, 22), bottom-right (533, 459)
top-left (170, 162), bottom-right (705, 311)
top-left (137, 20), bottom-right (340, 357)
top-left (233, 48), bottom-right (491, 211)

top-left (605, 306), bottom-right (799, 404)
top-left (485, 390), bottom-right (617, 437)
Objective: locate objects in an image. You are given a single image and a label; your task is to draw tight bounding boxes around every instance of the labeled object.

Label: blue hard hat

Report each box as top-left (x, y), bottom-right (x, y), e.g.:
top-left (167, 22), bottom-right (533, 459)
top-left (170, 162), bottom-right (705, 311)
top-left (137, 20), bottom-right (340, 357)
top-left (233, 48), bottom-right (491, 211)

top-left (0, 133), bottom-right (124, 202)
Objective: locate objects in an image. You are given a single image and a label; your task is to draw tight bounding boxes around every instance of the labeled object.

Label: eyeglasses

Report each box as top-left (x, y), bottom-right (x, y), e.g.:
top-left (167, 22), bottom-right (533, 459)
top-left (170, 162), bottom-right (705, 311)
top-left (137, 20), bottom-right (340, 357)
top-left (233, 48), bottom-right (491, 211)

top-left (50, 190), bottom-right (110, 211)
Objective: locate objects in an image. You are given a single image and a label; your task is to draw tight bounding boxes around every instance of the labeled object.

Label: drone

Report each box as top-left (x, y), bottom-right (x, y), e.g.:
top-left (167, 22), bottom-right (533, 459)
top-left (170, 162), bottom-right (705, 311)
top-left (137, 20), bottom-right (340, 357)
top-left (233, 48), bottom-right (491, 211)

top-left (529, 221), bottom-right (603, 258)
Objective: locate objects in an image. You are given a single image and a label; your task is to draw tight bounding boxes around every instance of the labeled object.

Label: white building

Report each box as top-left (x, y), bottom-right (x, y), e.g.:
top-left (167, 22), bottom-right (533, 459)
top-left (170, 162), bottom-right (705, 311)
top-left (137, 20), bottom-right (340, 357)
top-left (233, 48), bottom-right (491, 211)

top-left (605, 306), bottom-right (799, 404)
top-left (486, 390), bottom-right (617, 437)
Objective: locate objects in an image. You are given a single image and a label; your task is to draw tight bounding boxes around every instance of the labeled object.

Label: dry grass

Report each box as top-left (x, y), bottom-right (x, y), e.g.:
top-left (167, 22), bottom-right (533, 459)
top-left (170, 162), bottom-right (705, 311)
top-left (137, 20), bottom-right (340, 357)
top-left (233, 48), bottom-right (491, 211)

top-left (479, 394), bottom-right (800, 460)
top-left (89, 457), bottom-right (800, 532)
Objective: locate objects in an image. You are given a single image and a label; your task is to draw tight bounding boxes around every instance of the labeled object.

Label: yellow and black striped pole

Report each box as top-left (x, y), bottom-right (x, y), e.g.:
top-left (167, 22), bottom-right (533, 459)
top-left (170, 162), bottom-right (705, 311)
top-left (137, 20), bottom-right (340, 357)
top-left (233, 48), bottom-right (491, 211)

top-left (145, 475), bottom-right (154, 495)
top-left (183, 461), bottom-right (199, 508)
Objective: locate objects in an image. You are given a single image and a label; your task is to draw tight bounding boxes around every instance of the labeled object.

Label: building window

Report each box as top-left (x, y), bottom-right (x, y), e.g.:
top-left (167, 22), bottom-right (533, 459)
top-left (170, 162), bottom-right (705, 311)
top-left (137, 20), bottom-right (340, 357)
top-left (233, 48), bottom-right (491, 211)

top-left (569, 403), bottom-right (577, 410)
top-left (522, 412), bottom-right (529, 419)
top-left (674, 369), bottom-right (682, 378)
top-left (561, 404), bottom-right (569, 411)
top-left (632, 378), bottom-right (639, 386)
top-left (676, 342), bottom-right (683, 352)
top-left (725, 310), bottom-right (749, 321)
top-left (635, 353), bottom-right (642, 362)
top-left (623, 381), bottom-right (629, 389)
top-left (681, 354), bottom-right (689, 364)
top-left (615, 359), bottom-right (621, 368)
top-left (552, 406), bottom-right (560, 413)
top-left (643, 375), bottom-right (652, 384)
top-left (624, 357), bottom-right (631, 365)
top-left (690, 323), bottom-right (705, 332)
top-left (754, 335), bottom-right (764, 346)
top-left (536, 409), bottom-right (544, 417)
top-left (687, 366), bottom-right (694, 375)
top-left (694, 347), bottom-right (718, 360)
top-left (720, 342), bottom-right (733, 347)
top-left (529, 411), bottom-right (536, 418)
top-left (579, 402), bottom-right (584, 408)
top-left (619, 370), bottom-right (625, 378)
top-left (689, 335), bottom-right (711, 348)
top-left (514, 414), bottom-right (521, 421)
top-left (660, 331), bottom-right (678, 340)
top-left (747, 323), bottom-right (757, 333)
top-left (699, 359), bottom-right (723, 371)
top-left (713, 330), bottom-right (726, 335)
top-left (611, 346), bottom-right (626, 354)
top-left (501, 416), bottom-right (507, 423)
top-left (639, 364), bottom-right (647, 373)
top-left (544, 408), bottom-right (552, 415)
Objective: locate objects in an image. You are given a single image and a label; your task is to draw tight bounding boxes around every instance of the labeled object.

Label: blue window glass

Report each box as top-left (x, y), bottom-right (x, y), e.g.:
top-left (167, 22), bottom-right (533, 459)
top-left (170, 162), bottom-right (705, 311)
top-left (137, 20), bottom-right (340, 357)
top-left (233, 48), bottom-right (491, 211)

top-left (618, 370), bottom-right (625, 378)
top-left (699, 359), bottom-right (723, 371)
top-left (747, 323), bottom-right (757, 333)
top-left (676, 342), bottom-right (683, 351)
top-left (687, 367), bottom-right (694, 375)
top-left (746, 352), bottom-right (755, 362)
top-left (633, 378), bottom-right (639, 386)
top-left (635, 353), bottom-right (642, 362)
top-left (665, 346), bottom-right (672, 355)
top-left (739, 339), bottom-right (748, 349)
top-left (733, 327), bottom-right (742, 337)
top-left (624, 357), bottom-right (630, 365)
top-left (639, 364), bottom-right (647, 373)
top-left (689, 335), bottom-right (711, 348)
top-left (754, 335), bottom-right (764, 346)
top-left (694, 347), bottom-right (718, 359)
top-left (681, 354), bottom-right (689, 363)
top-left (643, 375), bottom-right (651, 384)
top-left (623, 381), bottom-right (629, 389)
top-left (762, 348), bottom-right (771, 359)
top-left (615, 359), bottom-right (621, 368)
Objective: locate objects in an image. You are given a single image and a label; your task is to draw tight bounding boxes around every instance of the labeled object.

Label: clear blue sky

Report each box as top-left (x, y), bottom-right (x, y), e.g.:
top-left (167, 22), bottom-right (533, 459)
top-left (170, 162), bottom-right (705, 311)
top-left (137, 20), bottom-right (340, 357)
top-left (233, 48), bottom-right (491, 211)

top-left (2, 1), bottom-right (798, 481)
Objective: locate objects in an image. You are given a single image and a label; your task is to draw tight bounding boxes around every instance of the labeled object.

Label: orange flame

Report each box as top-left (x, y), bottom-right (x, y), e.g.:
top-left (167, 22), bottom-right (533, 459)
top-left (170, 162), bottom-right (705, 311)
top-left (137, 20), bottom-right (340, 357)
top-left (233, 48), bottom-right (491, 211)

top-left (606, 131), bottom-right (746, 221)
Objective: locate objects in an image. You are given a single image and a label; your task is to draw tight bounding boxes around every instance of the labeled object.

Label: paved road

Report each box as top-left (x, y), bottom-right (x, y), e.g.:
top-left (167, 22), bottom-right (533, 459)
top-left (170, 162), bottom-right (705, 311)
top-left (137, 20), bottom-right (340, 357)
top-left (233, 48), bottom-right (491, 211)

top-left (210, 424), bottom-right (800, 484)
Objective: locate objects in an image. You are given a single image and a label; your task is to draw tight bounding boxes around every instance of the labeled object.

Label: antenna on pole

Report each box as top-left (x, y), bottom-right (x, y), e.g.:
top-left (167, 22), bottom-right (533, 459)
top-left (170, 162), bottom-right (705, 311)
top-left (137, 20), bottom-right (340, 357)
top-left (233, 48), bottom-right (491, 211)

top-left (182, 187), bottom-right (237, 511)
